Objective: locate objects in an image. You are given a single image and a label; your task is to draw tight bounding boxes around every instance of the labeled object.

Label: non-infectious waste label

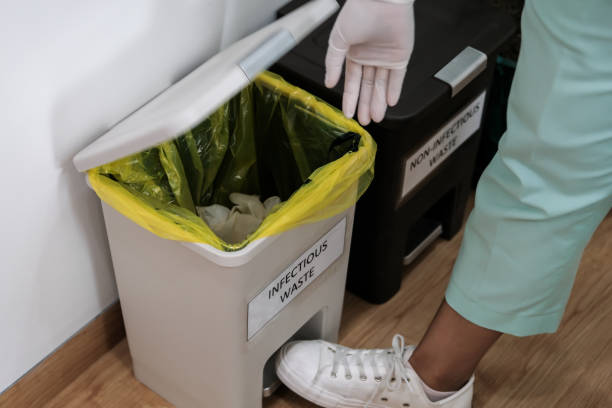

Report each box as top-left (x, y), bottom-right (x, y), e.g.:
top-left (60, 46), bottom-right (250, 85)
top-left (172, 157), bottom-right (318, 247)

top-left (247, 218), bottom-right (346, 340)
top-left (400, 92), bottom-right (486, 201)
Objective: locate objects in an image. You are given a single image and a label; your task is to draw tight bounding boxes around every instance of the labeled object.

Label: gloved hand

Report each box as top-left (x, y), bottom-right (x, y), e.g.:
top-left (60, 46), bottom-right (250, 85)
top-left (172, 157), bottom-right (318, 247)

top-left (325, 0), bottom-right (415, 125)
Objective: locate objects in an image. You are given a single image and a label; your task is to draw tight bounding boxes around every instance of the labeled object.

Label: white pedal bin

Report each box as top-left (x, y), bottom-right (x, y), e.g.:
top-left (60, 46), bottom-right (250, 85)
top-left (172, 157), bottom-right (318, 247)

top-left (72, 1), bottom-right (360, 407)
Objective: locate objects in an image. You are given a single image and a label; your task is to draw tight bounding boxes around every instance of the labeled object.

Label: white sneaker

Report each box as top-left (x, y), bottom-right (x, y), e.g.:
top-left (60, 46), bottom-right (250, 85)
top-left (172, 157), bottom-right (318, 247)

top-left (276, 334), bottom-right (474, 408)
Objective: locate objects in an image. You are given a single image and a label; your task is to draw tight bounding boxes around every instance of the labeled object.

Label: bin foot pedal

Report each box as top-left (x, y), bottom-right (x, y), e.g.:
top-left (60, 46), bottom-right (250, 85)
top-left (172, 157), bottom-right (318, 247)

top-left (263, 380), bottom-right (281, 398)
top-left (263, 352), bottom-right (281, 397)
top-left (404, 220), bottom-right (443, 266)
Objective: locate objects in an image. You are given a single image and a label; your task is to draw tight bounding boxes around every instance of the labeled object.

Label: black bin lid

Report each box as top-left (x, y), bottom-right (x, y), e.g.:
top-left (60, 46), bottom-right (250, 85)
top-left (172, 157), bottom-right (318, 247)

top-left (275, 0), bottom-right (516, 129)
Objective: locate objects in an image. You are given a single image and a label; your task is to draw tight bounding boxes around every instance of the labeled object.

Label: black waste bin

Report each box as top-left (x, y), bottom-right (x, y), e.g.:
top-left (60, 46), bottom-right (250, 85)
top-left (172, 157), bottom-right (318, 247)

top-left (273, 0), bottom-right (515, 304)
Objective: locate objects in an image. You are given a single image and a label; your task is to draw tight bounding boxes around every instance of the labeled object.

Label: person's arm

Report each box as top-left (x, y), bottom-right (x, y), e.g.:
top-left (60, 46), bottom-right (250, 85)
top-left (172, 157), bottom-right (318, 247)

top-left (325, 0), bottom-right (415, 125)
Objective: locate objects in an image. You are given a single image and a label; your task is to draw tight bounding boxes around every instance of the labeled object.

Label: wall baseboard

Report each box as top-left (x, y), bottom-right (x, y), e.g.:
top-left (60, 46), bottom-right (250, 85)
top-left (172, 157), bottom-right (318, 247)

top-left (0, 302), bottom-right (125, 408)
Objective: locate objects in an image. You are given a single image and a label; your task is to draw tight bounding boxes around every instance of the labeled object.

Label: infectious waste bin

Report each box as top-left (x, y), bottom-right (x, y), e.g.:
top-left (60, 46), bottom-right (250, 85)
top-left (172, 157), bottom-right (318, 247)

top-left (72, 1), bottom-right (376, 407)
top-left (274, 0), bottom-right (516, 303)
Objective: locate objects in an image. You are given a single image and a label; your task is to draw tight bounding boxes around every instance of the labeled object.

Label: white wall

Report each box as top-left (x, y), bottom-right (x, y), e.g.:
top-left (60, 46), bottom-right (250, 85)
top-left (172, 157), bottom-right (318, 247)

top-left (0, 0), bottom-right (289, 394)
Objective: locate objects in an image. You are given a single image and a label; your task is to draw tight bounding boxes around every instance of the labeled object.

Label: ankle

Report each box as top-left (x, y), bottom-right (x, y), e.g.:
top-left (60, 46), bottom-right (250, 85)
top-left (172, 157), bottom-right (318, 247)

top-left (408, 353), bottom-right (470, 392)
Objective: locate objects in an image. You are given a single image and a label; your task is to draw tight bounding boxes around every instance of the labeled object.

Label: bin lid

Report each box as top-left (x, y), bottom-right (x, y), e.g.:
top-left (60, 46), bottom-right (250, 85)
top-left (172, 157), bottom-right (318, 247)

top-left (73, 0), bottom-right (339, 172)
top-left (274, 0), bottom-right (516, 130)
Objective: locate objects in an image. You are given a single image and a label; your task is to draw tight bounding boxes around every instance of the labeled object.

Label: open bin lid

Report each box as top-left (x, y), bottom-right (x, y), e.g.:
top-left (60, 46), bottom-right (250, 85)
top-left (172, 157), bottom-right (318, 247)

top-left (73, 0), bottom-right (339, 172)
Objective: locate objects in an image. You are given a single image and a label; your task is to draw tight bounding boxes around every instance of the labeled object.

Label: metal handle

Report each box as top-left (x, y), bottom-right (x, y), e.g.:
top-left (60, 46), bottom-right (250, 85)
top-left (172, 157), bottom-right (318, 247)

top-left (238, 29), bottom-right (296, 80)
top-left (238, 0), bottom-right (338, 81)
top-left (434, 47), bottom-right (487, 97)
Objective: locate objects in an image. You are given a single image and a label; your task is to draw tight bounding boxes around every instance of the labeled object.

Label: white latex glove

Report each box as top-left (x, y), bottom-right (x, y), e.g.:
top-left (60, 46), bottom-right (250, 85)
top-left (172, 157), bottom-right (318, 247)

top-left (325, 0), bottom-right (415, 125)
top-left (197, 194), bottom-right (282, 244)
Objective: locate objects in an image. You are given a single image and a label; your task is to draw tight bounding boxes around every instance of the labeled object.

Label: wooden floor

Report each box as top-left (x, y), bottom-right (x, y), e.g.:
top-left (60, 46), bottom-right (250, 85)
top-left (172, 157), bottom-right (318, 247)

top-left (44, 205), bottom-right (612, 408)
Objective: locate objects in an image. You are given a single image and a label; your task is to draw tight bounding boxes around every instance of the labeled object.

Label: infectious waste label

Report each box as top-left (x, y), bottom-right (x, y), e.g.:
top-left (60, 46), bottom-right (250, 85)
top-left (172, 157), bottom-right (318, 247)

top-left (400, 91), bottom-right (486, 201)
top-left (247, 218), bottom-right (346, 340)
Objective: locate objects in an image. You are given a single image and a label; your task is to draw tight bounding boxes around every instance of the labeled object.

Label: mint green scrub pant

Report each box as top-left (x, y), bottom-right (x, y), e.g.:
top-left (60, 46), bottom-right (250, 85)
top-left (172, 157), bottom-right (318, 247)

top-left (445, 0), bottom-right (612, 336)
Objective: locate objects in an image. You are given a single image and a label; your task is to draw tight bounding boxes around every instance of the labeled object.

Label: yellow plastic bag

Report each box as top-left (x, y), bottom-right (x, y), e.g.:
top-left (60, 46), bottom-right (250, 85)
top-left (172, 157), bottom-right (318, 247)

top-left (88, 72), bottom-right (376, 251)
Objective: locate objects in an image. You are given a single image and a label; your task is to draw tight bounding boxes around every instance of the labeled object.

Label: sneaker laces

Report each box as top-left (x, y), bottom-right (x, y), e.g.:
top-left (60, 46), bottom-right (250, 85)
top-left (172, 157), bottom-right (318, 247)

top-left (326, 334), bottom-right (411, 391)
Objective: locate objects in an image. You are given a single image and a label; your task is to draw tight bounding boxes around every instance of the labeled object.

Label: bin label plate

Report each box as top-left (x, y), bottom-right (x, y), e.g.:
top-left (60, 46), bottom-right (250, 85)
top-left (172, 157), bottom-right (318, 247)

top-left (400, 91), bottom-right (486, 201)
top-left (247, 218), bottom-right (346, 340)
